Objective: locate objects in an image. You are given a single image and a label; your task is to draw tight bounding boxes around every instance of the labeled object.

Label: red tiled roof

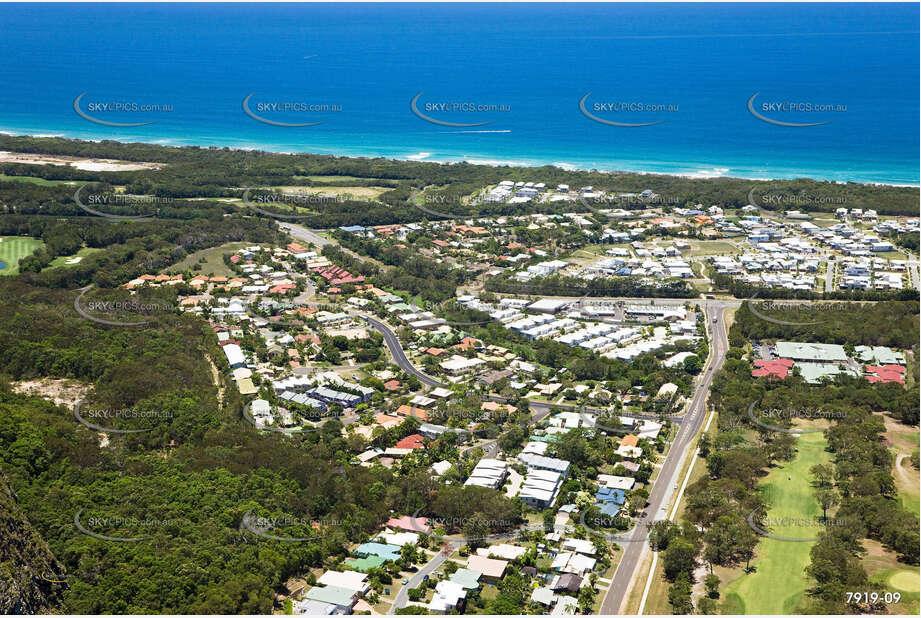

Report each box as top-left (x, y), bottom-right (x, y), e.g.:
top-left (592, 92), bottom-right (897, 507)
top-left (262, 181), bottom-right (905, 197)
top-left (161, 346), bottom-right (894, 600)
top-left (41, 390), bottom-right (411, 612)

top-left (395, 434), bottom-right (425, 450)
top-left (752, 358), bottom-right (794, 380)
top-left (395, 405), bottom-right (428, 421)
top-left (865, 364), bottom-right (905, 384)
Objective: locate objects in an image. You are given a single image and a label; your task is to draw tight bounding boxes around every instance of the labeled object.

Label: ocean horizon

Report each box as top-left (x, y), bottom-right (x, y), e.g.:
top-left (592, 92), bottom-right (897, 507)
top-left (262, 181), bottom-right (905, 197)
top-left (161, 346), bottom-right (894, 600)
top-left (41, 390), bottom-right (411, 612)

top-left (0, 2), bottom-right (918, 185)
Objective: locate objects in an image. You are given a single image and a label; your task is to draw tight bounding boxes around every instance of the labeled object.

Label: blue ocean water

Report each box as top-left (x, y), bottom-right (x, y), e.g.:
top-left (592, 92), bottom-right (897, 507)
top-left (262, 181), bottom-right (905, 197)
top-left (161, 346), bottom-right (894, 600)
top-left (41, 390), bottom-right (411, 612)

top-left (0, 2), bottom-right (917, 184)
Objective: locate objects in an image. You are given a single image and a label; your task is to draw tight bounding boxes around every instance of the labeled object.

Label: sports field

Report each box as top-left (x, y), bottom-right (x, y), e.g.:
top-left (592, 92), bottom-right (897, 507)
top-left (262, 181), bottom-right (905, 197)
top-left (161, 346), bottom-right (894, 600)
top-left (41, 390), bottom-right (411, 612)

top-left (0, 236), bottom-right (44, 276)
top-left (722, 429), bottom-right (832, 614)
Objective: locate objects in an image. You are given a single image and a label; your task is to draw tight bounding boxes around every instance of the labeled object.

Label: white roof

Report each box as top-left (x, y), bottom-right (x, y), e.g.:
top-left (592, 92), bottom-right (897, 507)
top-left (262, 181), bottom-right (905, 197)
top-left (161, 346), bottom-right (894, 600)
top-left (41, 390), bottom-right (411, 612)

top-left (316, 570), bottom-right (368, 592)
top-left (562, 537), bottom-right (596, 555)
top-left (476, 543), bottom-right (528, 561)
top-left (531, 587), bottom-right (555, 605)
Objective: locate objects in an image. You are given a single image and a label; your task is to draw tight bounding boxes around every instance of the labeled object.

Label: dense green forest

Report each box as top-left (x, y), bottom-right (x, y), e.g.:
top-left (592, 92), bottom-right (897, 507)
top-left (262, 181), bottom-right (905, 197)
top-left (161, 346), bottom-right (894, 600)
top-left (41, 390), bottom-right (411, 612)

top-left (1, 135), bottom-right (918, 218)
top-left (0, 279), bottom-right (524, 613)
top-left (733, 300), bottom-right (921, 351)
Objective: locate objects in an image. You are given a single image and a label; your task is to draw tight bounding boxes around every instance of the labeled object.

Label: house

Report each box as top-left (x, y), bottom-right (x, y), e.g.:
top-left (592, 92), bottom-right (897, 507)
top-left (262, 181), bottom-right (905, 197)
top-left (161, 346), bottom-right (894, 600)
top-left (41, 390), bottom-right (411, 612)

top-left (553, 595), bottom-right (580, 615)
top-left (354, 542), bottom-right (401, 562)
top-left (302, 585), bottom-right (357, 614)
top-left (517, 453), bottom-right (571, 478)
top-left (466, 555), bottom-right (508, 582)
top-left (428, 580), bottom-right (466, 614)
top-left (561, 538), bottom-right (596, 556)
top-left (223, 343), bottom-right (246, 369)
top-left (394, 434), bottom-right (425, 450)
top-left (550, 572), bottom-right (583, 593)
top-left (377, 531), bottom-right (419, 547)
top-left (551, 551), bottom-right (596, 576)
top-left (465, 458), bottom-right (509, 489)
top-left (476, 543), bottom-right (528, 561)
top-left (293, 599), bottom-right (338, 615)
top-left (448, 568), bottom-right (482, 590)
top-left (386, 515), bottom-right (432, 534)
top-left (518, 469), bottom-right (563, 508)
top-left (597, 474), bottom-right (635, 491)
top-left (317, 571), bottom-right (369, 595)
top-left (395, 405), bottom-right (429, 421)
top-left (530, 587), bottom-right (555, 607)
top-left (431, 460), bottom-right (453, 477)
top-left (419, 422), bottom-right (470, 443)
top-left (440, 355), bottom-right (486, 376)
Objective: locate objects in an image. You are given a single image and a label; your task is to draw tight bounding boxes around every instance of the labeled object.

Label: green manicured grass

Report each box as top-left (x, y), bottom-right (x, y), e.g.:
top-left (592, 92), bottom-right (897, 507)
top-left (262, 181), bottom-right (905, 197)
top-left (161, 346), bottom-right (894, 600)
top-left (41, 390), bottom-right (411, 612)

top-left (721, 430), bottom-right (832, 614)
top-left (0, 236), bottom-right (44, 276)
top-left (44, 247), bottom-right (104, 270)
top-left (0, 174), bottom-right (76, 186)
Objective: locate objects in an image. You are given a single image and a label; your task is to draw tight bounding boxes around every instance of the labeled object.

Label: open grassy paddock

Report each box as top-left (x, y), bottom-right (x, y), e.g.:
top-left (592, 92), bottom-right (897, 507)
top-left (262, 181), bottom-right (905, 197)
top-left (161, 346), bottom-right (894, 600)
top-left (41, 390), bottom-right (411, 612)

top-left (163, 242), bottom-right (255, 278)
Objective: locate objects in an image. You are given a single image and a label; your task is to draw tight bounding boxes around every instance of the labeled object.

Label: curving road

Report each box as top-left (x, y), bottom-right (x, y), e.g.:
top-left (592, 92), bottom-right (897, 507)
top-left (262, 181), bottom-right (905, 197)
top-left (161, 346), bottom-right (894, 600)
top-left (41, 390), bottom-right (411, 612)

top-left (360, 313), bottom-right (443, 387)
top-left (599, 301), bottom-right (731, 614)
top-left (366, 301), bottom-right (733, 614)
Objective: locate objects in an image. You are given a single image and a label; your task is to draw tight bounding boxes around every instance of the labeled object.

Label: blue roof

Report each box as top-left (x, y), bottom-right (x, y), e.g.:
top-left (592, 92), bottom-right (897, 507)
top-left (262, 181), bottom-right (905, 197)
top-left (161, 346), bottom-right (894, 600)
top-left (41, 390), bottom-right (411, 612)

top-left (340, 225), bottom-right (366, 233)
top-left (355, 542), bottom-right (401, 561)
top-left (595, 488), bottom-right (626, 505)
top-left (598, 502), bottom-right (621, 517)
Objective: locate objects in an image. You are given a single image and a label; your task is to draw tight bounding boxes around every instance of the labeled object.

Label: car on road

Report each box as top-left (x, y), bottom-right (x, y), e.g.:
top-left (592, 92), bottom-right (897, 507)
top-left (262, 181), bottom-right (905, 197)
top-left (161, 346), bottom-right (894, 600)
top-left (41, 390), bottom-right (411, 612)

top-left (402, 579), bottom-right (409, 585)
top-left (712, 316), bottom-right (718, 323)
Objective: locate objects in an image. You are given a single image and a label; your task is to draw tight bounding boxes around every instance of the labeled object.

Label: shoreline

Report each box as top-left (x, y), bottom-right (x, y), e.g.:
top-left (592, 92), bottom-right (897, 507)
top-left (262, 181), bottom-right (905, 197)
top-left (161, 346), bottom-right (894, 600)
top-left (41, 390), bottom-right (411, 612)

top-left (1, 128), bottom-right (918, 189)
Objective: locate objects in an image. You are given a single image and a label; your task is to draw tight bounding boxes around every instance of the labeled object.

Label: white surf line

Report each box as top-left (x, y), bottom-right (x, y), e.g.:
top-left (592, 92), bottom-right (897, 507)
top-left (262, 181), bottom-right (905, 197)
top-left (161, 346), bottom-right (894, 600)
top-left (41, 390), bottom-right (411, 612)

top-left (638, 410), bottom-right (715, 614)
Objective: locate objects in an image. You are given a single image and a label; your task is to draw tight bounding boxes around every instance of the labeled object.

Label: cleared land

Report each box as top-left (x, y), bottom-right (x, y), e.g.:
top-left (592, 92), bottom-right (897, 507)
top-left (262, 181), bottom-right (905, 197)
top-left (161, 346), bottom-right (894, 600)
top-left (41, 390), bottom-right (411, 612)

top-left (164, 242), bottom-right (255, 278)
top-left (881, 414), bottom-right (920, 516)
top-left (276, 185), bottom-right (390, 199)
top-left (0, 174), bottom-right (76, 186)
top-left (0, 236), bottom-right (44, 276)
top-left (721, 427), bottom-right (832, 614)
top-left (45, 247), bottom-right (104, 270)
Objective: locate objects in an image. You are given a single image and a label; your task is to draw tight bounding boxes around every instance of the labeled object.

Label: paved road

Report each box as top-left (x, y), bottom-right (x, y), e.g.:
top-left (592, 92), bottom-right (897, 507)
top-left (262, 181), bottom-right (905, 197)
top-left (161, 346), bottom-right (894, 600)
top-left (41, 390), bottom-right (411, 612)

top-left (825, 260), bottom-right (836, 292)
top-left (361, 313), bottom-right (681, 428)
top-left (388, 548), bottom-right (452, 614)
top-left (282, 222), bottom-right (334, 247)
top-left (359, 313), bottom-right (443, 387)
top-left (599, 302), bottom-right (731, 614)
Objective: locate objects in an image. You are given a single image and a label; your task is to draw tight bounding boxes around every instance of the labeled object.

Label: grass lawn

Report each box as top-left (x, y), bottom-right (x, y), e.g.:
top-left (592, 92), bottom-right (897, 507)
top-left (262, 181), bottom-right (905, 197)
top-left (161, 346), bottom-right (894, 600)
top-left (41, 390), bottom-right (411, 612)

top-left (0, 174), bottom-right (77, 186)
top-left (164, 241), bottom-right (257, 277)
top-left (721, 428), bottom-right (832, 614)
top-left (44, 247), bottom-right (104, 270)
top-left (862, 539), bottom-right (920, 615)
top-left (0, 236), bottom-right (44, 275)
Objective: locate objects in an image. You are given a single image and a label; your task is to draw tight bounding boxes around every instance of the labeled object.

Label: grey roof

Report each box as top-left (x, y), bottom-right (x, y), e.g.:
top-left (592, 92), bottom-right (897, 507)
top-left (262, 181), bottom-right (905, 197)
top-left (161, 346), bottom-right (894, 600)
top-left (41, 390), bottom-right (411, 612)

top-left (775, 341), bottom-right (848, 363)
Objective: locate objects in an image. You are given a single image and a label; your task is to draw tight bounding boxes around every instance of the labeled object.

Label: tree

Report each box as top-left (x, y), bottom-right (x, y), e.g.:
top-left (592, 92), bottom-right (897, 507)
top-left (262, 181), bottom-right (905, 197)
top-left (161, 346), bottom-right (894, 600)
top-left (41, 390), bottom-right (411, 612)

top-left (815, 488), bottom-right (840, 521)
top-left (683, 354), bottom-right (702, 375)
top-left (704, 573), bottom-right (720, 598)
top-left (697, 596), bottom-right (718, 614)
top-left (662, 537), bottom-right (698, 581)
top-left (667, 572), bottom-right (694, 614)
